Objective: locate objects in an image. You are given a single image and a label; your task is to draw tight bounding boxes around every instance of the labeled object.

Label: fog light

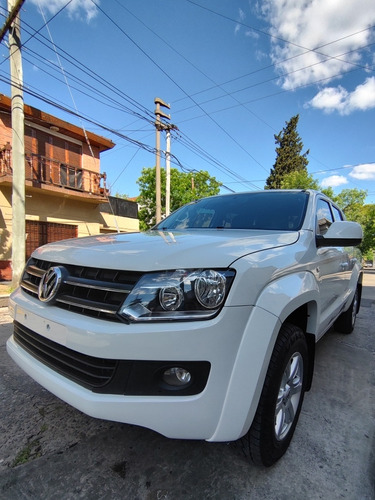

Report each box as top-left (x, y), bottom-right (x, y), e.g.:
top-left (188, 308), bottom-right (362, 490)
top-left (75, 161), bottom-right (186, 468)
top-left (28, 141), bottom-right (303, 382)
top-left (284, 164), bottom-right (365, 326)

top-left (162, 367), bottom-right (192, 387)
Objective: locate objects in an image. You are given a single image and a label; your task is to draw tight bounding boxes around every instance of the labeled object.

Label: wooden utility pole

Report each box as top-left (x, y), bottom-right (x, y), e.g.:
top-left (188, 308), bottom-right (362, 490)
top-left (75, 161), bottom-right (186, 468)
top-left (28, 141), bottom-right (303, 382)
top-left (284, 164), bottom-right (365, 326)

top-left (154, 97), bottom-right (170, 223)
top-left (8, 0), bottom-right (25, 287)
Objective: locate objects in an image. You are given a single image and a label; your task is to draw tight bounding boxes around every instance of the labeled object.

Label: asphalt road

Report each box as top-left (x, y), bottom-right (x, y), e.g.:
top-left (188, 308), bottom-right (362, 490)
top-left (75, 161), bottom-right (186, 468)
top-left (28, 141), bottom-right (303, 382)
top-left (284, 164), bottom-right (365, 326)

top-left (0, 273), bottom-right (374, 500)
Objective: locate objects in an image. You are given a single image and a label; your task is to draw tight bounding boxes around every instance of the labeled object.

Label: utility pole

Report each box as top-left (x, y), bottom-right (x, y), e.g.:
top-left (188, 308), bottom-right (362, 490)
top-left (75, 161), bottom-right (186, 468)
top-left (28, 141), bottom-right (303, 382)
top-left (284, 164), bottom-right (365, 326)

top-left (8, 0), bottom-right (25, 287)
top-left (165, 123), bottom-right (178, 217)
top-left (165, 126), bottom-right (171, 217)
top-left (0, 0), bottom-right (24, 43)
top-left (154, 97), bottom-right (170, 223)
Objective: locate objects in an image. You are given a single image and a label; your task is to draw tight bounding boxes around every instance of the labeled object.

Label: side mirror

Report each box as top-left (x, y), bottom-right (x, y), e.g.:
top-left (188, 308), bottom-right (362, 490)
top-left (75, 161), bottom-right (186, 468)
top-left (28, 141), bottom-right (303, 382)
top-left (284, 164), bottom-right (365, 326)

top-left (316, 221), bottom-right (363, 247)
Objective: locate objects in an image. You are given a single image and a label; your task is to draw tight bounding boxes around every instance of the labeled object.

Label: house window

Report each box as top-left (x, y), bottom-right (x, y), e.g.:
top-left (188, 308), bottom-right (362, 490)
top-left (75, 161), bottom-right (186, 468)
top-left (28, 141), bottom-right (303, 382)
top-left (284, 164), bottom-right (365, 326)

top-left (60, 164), bottom-right (83, 189)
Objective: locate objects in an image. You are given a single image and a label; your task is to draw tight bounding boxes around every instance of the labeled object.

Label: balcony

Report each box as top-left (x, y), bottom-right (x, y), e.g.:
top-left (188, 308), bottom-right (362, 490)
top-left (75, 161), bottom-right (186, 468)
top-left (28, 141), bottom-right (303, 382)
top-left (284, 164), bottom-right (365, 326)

top-left (0, 151), bottom-right (109, 202)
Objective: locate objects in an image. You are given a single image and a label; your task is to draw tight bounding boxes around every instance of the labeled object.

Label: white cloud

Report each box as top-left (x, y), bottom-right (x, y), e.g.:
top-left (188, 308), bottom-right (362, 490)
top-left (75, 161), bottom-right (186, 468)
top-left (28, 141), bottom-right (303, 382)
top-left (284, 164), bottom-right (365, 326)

top-left (245, 30), bottom-right (260, 40)
top-left (29, 0), bottom-right (99, 22)
top-left (349, 77), bottom-right (375, 111)
top-left (349, 163), bottom-right (375, 180)
top-left (262, 0), bottom-right (375, 90)
top-left (321, 175), bottom-right (348, 188)
top-left (234, 8), bottom-right (246, 35)
top-left (306, 77), bottom-right (375, 114)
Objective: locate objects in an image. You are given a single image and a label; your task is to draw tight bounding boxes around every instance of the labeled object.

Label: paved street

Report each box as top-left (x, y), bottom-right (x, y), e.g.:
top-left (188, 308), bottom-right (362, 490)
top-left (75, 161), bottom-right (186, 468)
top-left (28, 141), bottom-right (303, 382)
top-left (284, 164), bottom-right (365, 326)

top-left (0, 273), bottom-right (374, 500)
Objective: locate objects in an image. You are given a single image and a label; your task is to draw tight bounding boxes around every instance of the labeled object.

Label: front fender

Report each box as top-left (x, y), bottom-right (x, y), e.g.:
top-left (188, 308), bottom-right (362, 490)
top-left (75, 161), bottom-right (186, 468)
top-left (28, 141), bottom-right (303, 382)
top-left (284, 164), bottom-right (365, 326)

top-left (208, 272), bottom-right (319, 442)
top-left (256, 271), bottom-right (320, 332)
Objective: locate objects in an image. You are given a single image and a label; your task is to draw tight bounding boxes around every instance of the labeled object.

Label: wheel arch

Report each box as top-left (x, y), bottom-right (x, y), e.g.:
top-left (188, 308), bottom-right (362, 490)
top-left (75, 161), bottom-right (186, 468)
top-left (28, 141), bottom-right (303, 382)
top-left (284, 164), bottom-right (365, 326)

top-left (283, 305), bottom-right (316, 392)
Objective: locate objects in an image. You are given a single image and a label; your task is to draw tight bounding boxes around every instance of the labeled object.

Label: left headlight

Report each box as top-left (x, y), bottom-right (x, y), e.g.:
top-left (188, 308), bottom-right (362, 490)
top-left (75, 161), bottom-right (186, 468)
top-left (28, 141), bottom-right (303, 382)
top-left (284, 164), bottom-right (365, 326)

top-left (119, 268), bottom-right (235, 322)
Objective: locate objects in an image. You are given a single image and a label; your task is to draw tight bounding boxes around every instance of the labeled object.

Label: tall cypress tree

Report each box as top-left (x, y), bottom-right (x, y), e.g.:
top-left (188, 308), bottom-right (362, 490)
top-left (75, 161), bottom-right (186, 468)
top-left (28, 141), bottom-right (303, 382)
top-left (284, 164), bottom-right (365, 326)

top-left (265, 114), bottom-right (309, 189)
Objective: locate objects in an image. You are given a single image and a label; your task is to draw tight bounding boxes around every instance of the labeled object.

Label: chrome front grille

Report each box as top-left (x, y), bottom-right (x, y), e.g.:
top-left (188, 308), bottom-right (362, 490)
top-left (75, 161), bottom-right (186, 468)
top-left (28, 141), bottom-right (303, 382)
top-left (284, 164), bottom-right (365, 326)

top-left (21, 258), bottom-right (142, 322)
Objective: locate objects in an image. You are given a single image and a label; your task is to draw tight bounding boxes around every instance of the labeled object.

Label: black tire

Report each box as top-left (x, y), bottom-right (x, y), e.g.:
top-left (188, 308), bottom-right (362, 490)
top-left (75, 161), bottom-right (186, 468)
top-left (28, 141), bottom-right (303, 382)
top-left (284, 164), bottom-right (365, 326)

top-left (334, 287), bottom-right (359, 334)
top-left (246, 323), bottom-right (308, 467)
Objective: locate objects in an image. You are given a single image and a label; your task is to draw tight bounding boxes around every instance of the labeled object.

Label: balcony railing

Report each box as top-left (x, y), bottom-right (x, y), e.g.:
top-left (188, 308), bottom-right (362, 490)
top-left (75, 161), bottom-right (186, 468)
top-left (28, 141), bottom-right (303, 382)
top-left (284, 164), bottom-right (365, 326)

top-left (0, 151), bottom-right (108, 198)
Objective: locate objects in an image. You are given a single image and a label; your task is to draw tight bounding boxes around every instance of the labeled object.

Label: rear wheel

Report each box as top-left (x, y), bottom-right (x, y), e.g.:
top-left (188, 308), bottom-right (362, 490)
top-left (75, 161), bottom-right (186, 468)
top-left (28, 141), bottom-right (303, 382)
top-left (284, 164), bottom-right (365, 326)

top-left (246, 323), bottom-right (308, 467)
top-left (334, 287), bottom-right (359, 334)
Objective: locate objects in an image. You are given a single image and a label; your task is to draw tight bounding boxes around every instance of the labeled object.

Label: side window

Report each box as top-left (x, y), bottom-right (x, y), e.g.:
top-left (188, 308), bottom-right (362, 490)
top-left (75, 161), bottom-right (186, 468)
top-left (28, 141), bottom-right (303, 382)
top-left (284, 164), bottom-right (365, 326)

top-left (331, 205), bottom-right (344, 221)
top-left (316, 199), bottom-right (334, 235)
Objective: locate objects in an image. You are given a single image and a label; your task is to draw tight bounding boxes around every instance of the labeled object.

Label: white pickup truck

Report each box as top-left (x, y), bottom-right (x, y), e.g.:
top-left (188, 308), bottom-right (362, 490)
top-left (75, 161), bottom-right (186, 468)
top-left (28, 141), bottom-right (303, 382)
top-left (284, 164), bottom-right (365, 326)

top-left (7, 189), bottom-right (363, 466)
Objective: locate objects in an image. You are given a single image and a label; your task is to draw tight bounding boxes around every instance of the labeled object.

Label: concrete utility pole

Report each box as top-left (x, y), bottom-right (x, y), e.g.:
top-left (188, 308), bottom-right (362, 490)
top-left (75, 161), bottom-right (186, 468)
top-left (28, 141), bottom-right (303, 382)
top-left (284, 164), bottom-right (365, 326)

top-left (0, 0), bottom-right (24, 43)
top-left (154, 97), bottom-right (170, 223)
top-left (165, 127), bottom-right (171, 217)
top-left (165, 123), bottom-right (178, 217)
top-left (8, 0), bottom-right (25, 287)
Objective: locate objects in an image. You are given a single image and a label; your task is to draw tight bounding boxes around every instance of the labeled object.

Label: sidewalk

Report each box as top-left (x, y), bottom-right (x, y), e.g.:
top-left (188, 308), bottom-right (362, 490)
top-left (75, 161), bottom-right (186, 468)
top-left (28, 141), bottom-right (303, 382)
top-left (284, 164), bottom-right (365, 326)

top-left (0, 282), bottom-right (12, 308)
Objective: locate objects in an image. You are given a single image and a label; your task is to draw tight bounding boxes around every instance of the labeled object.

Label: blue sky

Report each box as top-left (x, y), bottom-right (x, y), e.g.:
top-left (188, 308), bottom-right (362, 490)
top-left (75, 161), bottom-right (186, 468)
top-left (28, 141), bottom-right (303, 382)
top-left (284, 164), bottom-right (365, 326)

top-left (1, 0), bottom-right (375, 203)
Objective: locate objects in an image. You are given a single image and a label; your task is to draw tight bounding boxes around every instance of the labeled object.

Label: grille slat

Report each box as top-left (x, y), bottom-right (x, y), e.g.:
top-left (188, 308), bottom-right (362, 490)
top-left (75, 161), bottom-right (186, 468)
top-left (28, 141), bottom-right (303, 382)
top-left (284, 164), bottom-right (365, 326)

top-left (20, 258), bottom-right (142, 322)
top-left (64, 277), bottom-right (133, 293)
top-left (14, 321), bottom-right (117, 388)
top-left (20, 279), bottom-right (39, 294)
top-left (27, 265), bottom-right (45, 278)
top-left (56, 294), bottom-right (119, 315)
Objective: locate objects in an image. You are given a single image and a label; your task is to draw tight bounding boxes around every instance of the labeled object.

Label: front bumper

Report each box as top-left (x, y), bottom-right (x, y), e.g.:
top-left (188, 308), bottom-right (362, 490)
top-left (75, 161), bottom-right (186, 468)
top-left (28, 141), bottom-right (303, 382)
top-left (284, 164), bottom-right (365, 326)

top-left (7, 288), bottom-right (279, 441)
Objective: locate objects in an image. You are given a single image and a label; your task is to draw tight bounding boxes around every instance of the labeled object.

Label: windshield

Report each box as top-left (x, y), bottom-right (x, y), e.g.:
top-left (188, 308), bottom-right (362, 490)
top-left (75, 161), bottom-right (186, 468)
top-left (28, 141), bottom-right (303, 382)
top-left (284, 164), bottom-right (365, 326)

top-left (153, 191), bottom-right (309, 232)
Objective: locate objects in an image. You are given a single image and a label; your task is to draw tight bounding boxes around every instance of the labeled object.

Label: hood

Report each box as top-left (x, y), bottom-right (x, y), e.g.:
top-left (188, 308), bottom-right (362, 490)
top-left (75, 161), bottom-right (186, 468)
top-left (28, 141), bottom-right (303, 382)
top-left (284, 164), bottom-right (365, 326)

top-left (32, 229), bottom-right (299, 271)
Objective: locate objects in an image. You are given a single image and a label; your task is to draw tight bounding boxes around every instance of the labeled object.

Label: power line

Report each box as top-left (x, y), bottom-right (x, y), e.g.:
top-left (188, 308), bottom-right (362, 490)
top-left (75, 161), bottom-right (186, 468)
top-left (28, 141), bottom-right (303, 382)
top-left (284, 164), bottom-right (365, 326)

top-left (2, 2), bottom-right (370, 196)
top-left (175, 66), bottom-right (361, 125)
top-left (19, 48), bottom-right (249, 187)
top-left (90, 0), bottom-right (268, 174)
top-left (36, 1), bottom-right (96, 158)
top-left (174, 30), bottom-right (375, 106)
top-left (17, 17), bottom-right (156, 124)
top-left (173, 40), bottom-right (375, 116)
top-left (1, 50), bottom-right (250, 190)
top-left (185, 0), bottom-right (375, 72)
top-left (21, 48), bottom-right (153, 125)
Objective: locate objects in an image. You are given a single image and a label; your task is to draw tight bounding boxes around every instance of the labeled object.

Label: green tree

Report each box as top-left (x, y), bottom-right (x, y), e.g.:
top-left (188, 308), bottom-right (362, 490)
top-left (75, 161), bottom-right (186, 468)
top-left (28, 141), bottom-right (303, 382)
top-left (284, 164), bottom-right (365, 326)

top-left (137, 167), bottom-right (221, 230)
top-left (359, 204), bottom-right (375, 256)
top-left (279, 169), bottom-right (335, 198)
top-left (278, 169), bottom-right (374, 255)
top-left (266, 114), bottom-right (309, 189)
top-left (280, 170), bottom-right (320, 190)
top-left (114, 192), bottom-right (130, 199)
top-left (329, 188), bottom-right (374, 255)
top-left (334, 188), bottom-right (367, 216)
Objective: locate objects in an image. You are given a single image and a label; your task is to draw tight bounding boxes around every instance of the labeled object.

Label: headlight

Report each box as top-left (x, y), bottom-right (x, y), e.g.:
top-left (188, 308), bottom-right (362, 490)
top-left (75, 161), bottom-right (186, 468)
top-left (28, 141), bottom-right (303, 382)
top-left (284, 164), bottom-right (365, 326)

top-left (119, 268), bottom-right (235, 322)
top-left (194, 270), bottom-right (226, 309)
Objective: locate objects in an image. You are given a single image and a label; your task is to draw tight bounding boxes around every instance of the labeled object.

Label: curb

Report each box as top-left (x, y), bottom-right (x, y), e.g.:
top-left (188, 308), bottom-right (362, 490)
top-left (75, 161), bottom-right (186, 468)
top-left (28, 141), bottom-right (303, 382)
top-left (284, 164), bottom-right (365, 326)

top-left (0, 296), bottom-right (9, 308)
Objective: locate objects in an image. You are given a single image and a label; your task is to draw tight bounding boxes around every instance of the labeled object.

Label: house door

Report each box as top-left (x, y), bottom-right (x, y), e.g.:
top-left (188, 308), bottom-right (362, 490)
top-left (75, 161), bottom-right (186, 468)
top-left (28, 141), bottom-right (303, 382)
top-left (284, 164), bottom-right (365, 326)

top-left (26, 221), bottom-right (78, 259)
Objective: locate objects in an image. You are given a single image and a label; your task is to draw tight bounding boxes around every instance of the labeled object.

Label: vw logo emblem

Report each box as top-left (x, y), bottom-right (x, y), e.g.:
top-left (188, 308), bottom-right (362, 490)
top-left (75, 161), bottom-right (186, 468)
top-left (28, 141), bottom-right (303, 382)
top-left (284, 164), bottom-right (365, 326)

top-left (38, 267), bottom-right (63, 302)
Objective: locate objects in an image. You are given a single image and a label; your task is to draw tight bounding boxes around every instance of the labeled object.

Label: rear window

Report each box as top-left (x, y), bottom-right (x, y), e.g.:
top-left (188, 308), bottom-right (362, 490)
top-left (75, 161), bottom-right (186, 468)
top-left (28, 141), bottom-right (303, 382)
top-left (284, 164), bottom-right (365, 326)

top-left (154, 191), bottom-right (309, 231)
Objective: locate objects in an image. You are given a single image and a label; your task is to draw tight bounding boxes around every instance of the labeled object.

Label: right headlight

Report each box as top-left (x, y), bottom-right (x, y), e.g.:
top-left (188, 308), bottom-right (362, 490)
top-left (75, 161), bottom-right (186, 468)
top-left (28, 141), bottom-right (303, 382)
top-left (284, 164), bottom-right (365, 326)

top-left (118, 268), bottom-right (235, 322)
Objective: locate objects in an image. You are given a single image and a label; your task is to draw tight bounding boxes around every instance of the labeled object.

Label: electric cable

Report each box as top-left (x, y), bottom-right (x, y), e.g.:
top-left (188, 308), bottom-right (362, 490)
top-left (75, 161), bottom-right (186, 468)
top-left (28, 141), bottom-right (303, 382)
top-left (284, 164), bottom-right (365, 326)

top-left (89, 0), bottom-right (268, 174)
top-left (185, 0), bottom-right (375, 72)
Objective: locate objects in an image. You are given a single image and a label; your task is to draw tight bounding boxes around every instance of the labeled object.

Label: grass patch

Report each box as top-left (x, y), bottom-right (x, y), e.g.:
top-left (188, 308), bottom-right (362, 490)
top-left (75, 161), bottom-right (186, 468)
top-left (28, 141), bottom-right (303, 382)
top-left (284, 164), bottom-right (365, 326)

top-left (11, 410), bottom-right (50, 467)
top-left (12, 440), bottom-right (41, 467)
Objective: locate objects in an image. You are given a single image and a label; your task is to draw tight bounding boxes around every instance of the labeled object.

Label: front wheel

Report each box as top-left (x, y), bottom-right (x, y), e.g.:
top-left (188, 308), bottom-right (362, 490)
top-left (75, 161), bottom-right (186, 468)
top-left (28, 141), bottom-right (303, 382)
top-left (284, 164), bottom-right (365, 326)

top-left (246, 323), bottom-right (308, 466)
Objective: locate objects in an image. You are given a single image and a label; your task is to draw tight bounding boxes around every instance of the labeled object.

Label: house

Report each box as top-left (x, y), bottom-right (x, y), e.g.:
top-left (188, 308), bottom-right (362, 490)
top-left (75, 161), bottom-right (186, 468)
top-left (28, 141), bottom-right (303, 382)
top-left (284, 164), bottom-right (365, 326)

top-left (0, 94), bottom-right (139, 280)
